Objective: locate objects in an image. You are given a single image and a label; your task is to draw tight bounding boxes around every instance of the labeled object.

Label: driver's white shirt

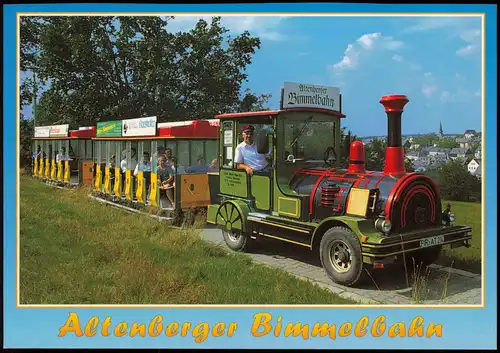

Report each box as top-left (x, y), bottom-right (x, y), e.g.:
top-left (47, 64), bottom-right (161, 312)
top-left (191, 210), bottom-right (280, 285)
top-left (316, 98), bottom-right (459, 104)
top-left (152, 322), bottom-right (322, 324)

top-left (234, 142), bottom-right (268, 171)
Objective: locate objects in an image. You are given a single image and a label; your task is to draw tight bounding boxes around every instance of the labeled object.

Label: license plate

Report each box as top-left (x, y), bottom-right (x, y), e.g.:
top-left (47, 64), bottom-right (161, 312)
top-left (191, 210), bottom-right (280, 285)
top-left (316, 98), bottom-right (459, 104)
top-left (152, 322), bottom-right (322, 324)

top-left (420, 235), bottom-right (445, 248)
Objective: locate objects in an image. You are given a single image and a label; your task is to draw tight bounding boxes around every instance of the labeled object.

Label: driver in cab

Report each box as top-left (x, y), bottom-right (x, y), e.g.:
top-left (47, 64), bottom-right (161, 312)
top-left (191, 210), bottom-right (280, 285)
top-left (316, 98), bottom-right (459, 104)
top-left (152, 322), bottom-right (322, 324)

top-left (235, 124), bottom-right (272, 176)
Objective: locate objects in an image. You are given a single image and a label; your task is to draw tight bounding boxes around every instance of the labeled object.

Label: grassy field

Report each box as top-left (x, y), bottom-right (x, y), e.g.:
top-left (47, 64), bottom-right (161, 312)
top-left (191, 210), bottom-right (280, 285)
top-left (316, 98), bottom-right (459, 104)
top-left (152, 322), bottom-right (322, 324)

top-left (437, 200), bottom-right (482, 274)
top-left (20, 176), bottom-right (356, 305)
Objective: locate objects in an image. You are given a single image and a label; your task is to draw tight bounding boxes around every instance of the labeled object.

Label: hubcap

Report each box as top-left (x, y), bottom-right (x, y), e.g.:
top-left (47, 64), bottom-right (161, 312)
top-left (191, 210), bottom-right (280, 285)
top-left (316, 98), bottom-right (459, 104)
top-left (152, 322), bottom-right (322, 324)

top-left (226, 229), bottom-right (240, 242)
top-left (329, 240), bottom-right (352, 273)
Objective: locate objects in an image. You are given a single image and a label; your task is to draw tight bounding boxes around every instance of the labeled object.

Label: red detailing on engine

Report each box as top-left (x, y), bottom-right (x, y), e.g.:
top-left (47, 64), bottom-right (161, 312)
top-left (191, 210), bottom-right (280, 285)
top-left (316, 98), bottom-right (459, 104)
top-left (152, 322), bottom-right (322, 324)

top-left (379, 95), bottom-right (409, 112)
top-left (347, 140), bottom-right (366, 173)
top-left (373, 175), bottom-right (386, 189)
top-left (384, 173), bottom-right (419, 220)
top-left (400, 186), bottom-right (436, 227)
top-left (309, 172), bottom-right (330, 214)
top-left (384, 147), bottom-right (405, 174)
top-left (320, 183), bottom-right (339, 208)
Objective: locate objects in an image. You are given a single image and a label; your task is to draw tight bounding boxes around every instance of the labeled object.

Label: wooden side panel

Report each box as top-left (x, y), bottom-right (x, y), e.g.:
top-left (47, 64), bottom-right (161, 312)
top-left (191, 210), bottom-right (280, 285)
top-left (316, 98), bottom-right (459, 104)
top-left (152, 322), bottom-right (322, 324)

top-left (81, 161), bottom-right (94, 185)
top-left (180, 174), bottom-right (211, 209)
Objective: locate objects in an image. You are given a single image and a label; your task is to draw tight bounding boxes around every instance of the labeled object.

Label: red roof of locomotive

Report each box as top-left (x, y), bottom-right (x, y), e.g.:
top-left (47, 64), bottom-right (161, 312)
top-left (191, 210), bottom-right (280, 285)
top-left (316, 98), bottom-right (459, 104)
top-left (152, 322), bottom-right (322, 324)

top-left (215, 107), bottom-right (346, 119)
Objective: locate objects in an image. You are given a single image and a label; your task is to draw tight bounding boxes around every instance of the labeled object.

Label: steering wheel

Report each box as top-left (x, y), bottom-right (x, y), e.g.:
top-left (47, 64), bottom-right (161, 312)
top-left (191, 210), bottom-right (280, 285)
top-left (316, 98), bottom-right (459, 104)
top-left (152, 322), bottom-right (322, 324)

top-left (324, 147), bottom-right (337, 166)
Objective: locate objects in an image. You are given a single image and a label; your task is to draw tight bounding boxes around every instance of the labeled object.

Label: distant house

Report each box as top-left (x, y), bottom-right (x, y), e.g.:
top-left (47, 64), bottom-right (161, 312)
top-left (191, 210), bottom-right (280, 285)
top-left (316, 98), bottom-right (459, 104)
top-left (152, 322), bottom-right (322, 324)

top-left (427, 147), bottom-right (450, 158)
top-left (410, 142), bottom-right (421, 151)
top-left (464, 130), bottom-right (477, 139)
top-left (406, 151), bottom-right (421, 161)
top-left (455, 137), bottom-right (481, 149)
top-left (449, 147), bottom-right (471, 161)
top-left (414, 166), bottom-right (427, 173)
top-left (474, 148), bottom-right (482, 159)
top-left (468, 158), bottom-right (482, 175)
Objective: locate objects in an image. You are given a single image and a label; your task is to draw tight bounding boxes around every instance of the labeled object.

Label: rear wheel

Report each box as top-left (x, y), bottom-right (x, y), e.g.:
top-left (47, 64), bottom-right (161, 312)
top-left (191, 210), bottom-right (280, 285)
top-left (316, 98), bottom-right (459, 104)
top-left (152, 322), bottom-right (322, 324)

top-left (319, 226), bottom-right (364, 286)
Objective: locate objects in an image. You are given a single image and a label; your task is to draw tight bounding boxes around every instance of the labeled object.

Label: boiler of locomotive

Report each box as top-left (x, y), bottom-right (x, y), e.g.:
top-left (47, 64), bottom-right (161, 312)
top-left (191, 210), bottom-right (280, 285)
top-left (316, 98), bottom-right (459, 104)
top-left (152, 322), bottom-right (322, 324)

top-left (289, 94), bottom-right (442, 234)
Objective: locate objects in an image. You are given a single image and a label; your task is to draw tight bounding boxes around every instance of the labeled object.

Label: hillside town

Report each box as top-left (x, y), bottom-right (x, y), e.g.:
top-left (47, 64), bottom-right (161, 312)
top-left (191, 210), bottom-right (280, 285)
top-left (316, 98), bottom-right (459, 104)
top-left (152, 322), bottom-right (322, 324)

top-left (360, 126), bottom-right (482, 178)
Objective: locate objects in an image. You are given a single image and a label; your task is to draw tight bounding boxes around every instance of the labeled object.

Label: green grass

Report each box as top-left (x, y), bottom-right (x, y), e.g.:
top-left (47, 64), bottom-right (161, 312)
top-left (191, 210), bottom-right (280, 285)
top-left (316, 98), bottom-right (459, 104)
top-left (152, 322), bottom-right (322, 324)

top-left (437, 200), bottom-right (482, 274)
top-left (20, 175), bottom-right (356, 305)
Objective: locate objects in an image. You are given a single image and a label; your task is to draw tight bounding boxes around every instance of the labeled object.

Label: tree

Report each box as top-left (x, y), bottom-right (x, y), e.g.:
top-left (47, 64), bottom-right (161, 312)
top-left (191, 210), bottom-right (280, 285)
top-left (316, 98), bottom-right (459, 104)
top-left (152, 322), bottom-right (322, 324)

top-left (412, 133), bottom-right (440, 147)
top-left (438, 159), bottom-right (481, 202)
top-left (235, 88), bottom-right (272, 112)
top-left (436, 136), bottom-right (459, 149)
top-left (365, 138), bottom-right (386, 171)
top-left (24, 16), bottom-right (268, 127)
top-left (405, 157), bottom-right (414, 172)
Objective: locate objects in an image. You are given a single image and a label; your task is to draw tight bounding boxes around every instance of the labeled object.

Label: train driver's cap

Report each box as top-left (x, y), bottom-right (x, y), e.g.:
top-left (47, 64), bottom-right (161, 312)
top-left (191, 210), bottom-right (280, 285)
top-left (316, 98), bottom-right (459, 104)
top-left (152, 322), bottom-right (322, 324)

top-left (241, 125), bottom-right (255, 134)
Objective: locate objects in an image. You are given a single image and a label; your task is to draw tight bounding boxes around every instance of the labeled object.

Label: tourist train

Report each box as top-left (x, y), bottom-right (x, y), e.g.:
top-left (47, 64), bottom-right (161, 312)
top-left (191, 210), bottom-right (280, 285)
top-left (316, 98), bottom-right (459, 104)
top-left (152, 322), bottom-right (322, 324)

top-left (30, 83), bottom-right (473, 286)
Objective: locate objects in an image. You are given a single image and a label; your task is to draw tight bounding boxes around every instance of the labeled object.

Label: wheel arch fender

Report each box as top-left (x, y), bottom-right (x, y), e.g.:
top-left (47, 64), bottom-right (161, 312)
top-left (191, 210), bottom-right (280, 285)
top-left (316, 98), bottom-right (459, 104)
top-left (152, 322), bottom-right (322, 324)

top-left (311, 217), bottom-right (360, 251)
top-left (216, 200), bottom-right (251, 233)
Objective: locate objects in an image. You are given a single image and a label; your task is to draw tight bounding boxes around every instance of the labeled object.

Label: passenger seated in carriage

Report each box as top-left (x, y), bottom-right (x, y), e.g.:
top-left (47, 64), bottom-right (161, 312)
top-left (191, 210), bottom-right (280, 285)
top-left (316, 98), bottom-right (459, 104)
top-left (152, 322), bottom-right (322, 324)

top-left (165, 148), bottom-right (174, 168)
top-left (134, 151), bottom-right (152, 201)
top-left (158, 156), bottom-right (175, 209)
top-left (185, 156), bottom-right (208, 173)
top-left (208, 158), bottom-right (218, 172)
top-left (170, 157), bottom-right (185, 175)
top-left (108, 154), bottom-right (116, 190)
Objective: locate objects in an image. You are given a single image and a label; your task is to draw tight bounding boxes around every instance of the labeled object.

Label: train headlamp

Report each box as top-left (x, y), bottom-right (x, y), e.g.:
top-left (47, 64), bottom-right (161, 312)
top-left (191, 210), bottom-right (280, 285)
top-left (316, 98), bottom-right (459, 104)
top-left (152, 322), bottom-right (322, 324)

top-left (382, 220), bottom-right (392, 233)
top-left (375, 213), bottom-right (392, 234)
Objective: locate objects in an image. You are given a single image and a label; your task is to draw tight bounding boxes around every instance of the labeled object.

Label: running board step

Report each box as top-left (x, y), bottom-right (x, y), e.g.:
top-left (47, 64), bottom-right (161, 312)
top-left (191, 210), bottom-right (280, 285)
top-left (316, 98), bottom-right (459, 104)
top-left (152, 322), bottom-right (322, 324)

top-left (247, 216), bottom-right (313, 235)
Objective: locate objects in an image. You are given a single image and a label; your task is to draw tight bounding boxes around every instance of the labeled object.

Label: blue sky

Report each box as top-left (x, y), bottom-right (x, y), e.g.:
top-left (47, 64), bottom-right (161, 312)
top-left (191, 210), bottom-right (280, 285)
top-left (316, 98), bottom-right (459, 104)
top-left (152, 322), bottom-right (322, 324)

top-left (21, 15), bottom-right (482, 137)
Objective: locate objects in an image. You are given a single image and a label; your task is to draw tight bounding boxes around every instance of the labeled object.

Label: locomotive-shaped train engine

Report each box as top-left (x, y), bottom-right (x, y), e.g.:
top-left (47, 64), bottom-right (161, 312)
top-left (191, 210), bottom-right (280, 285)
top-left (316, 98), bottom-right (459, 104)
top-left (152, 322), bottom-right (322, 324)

top-left (287, 95), bottom-right (472, 284)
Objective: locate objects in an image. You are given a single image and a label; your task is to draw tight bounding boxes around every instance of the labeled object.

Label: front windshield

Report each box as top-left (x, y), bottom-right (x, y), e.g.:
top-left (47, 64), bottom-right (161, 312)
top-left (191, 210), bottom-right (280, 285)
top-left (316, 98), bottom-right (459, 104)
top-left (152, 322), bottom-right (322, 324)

top-left (284, 117), bottom-right (335, 162)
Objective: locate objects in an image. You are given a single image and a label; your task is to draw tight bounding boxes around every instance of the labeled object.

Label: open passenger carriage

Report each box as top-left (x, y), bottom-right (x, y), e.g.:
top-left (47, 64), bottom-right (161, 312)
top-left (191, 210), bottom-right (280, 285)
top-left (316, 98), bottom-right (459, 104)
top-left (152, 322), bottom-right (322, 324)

top-left (32, 124), bottom-right (95, 187)
top-left (90, 116), bottom-right (220, 223)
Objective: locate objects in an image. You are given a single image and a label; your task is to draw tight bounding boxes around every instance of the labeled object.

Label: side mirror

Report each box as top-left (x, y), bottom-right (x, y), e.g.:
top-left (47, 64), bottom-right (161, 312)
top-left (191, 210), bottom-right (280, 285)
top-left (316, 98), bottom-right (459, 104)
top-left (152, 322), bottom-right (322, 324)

top-left (256, 132), bottom-right (269, 154)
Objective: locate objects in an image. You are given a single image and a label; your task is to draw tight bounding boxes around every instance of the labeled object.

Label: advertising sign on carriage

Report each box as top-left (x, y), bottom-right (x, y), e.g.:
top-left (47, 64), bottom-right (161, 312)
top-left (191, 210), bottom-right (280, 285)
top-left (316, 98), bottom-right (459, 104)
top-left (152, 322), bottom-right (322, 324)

top-left (282, 82), bottom-right (341, 112)
top-left (97, 120), bottom-right (122, 137)
top-left (49, 124), bottom-right (69, 137)
top-left (34, 126), bottom-right (50, 138)
top-left (122, 116), bottom-right (157, 137)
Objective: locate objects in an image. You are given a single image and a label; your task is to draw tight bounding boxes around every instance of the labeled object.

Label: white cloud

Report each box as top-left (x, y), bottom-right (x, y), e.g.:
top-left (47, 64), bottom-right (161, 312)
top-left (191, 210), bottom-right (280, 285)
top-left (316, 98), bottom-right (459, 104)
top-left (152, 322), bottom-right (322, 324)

top-left (422, 84), bottom-right (437, 97)
top-left (330, 32), bottom-right (404, 71)
top-left (164, 15), bottom-right (289, 41)
top-left (357, 33), bottom-right (380, 49)
top-left (456, 44), bottom-right (476, 56)
top-left (392, 54), bottom-right (404, 62)
top-left (456, 28), bottom-right (481, 57)
top-left (422, 72), bottom-right (437, 98)
top-left (332, 44), bottom-right (360, 69)
top-left (409, 63), bottom-right (422, 71)
top-left (401, 17), bottom-right (478, 34)
top-left (440, 87), bottom-right (478, 103)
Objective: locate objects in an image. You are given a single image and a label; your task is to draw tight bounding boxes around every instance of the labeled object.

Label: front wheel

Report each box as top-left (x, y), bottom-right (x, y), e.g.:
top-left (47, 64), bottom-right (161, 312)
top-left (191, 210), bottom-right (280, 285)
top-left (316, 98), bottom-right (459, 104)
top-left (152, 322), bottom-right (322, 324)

top-left (222, 228), bottom-right (250, 252)
top-left (319, 226), bottom-right (364, 286)
top-left (217, 202), bottom-right (251, 252)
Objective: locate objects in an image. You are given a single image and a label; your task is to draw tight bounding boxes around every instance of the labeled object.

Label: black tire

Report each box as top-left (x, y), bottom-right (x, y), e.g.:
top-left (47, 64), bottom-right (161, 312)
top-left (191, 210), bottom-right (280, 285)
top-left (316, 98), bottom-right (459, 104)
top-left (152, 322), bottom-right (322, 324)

top-left (319, 226), bottom-right (364, 287)
top-left (406, 246), bottom-right (442, 268)
top-left (217, 202), bottom-right (252, 252)
top-left (222, 228), bottom-right (250, 252)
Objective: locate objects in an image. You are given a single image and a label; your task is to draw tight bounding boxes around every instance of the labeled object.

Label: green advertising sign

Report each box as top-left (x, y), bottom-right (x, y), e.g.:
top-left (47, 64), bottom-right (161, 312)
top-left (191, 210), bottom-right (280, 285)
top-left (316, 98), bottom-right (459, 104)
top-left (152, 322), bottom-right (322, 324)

top-left (97, 121), bottom-right (122, 137)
